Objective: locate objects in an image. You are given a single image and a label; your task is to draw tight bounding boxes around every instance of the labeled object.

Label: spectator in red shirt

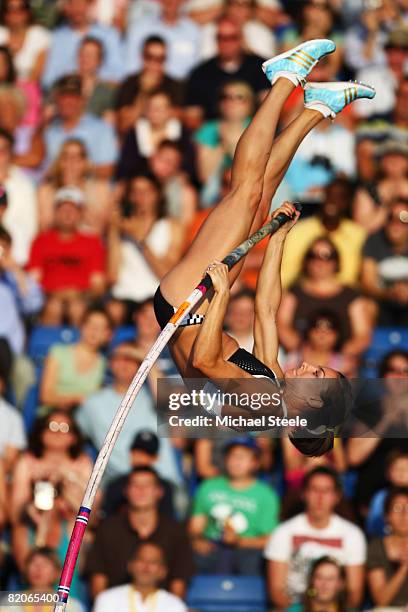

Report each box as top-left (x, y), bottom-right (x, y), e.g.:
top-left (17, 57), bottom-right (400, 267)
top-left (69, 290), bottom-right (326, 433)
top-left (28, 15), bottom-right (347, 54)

top-left (27, 186), bottom-right (106, 308)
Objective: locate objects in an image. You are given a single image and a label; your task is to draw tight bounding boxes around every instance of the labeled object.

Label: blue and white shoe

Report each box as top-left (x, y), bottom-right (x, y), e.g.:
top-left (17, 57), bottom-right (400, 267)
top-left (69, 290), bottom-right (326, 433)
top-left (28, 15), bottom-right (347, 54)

top-left (304, 81), bottom-right (376, 118)
top-left (262, 39), bottom-right (336, 87)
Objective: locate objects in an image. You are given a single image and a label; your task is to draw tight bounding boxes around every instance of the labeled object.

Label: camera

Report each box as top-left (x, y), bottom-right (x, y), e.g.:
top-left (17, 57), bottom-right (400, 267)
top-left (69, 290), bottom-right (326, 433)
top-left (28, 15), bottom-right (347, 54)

top-left (33, 481), bottom-right (55, 511)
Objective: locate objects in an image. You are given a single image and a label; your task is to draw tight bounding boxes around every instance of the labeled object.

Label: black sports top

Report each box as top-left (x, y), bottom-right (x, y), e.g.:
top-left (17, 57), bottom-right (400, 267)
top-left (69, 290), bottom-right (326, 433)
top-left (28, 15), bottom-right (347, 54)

top-left (228, 348), bottom-right (277, 381)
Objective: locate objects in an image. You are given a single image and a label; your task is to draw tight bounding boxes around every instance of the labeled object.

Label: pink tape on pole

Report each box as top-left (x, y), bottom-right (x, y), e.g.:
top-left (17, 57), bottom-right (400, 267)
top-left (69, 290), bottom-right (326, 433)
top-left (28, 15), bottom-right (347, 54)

top-left (57, 507), bottom-right (91, 603)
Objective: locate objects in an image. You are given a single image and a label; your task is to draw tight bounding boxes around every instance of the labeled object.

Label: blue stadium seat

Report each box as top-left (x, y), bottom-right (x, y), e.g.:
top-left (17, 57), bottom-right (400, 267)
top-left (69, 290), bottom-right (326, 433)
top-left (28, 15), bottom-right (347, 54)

top-left (187, 575), bottom-right (268, 612)
top-left (27, 326), bottom-right (80, 373)
top-left (361, 327), bottom-right (408, 378)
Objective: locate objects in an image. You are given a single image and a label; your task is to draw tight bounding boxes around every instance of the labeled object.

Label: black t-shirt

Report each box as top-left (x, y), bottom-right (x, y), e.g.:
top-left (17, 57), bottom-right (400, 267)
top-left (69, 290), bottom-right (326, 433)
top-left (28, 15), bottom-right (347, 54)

top-left (85, 511), bottom-right (194, 587)
top-left (185, 54), bottom-right (269, 119)
top-left (115, 73), bottom-right (185, 109)
top-left (363, 230), bottom-right (408, 287)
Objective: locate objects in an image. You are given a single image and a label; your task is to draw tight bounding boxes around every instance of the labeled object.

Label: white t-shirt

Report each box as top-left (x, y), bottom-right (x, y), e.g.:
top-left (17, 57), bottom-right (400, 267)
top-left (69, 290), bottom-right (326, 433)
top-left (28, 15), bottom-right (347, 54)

top-left (264, 512), bottom-right (366, 601)
top-left (112, 218), bottom-right (172, 302)
top-left (0, 25), bottom-right (51, 79)
top-left (3, 165), bottom-right (38, 265)
top-left (93, 585), bottom-right (187, 612)
top-left (0, 398), bottom-right (27, 457)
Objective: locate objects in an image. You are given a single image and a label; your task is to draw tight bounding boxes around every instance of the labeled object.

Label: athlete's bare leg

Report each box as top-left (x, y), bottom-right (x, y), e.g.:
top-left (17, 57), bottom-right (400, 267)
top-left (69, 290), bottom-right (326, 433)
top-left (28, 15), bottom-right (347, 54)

top-left (160, 78), bottom-right (295, 306)
top-left (227, 109), bottom-right (325, 286)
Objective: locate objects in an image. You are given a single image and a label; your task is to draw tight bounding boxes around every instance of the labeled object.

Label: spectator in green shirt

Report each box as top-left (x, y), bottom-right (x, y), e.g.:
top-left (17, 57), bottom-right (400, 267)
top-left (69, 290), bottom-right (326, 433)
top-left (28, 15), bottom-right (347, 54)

top-left (189, 436), bottom-right (279, 575)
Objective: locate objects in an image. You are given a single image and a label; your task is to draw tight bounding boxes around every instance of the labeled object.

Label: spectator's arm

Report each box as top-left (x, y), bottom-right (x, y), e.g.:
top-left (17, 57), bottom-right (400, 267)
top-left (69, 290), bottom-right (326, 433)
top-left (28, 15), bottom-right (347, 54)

top-left (31, 49), bottom-right (49, 82)
top-left (141, 220), bottom-right (185, 279)
top-left (179, 181), bottom-right (197, 227)
top-left (169, 579), bottom-right (187, 600)
top-left (346, 436), bottom-right (381, 466)
top-left (368, 564), bottom-right (408, 607)
top-left (345, 564), bottom-right (365, 608)
top-left (341, 297), bottom-right (375, 356)
top-left (13, 130), bottom-right (45, 169)
top-left (90, 573), bottom-right (109, 599)
top-left (10, 455), bottom-right (33, 522)
top-left (276, 291), bottom-right (301, 352)
top-left (267, 560), bottom-right (292, 609)
top-left (196, 142), bottom-right (224, 183)
top-left (352, 189), bottom-right (388, 234)
top-left (189, 514), bottom-right (207, 538)
top-left (89, 272), bottom-right (106, 296)
top-left (194, 439), bottom-right (220, 479)
top-left (361, 257), bottom-right (389, 301)
top-left (40, 353), bottom-right (84, 409)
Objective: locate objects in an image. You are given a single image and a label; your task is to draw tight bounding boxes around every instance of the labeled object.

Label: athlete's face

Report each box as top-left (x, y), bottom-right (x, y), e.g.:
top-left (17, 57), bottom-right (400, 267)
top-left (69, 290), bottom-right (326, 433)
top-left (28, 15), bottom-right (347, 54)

top-left (285, 361), bottom-right (339, 380)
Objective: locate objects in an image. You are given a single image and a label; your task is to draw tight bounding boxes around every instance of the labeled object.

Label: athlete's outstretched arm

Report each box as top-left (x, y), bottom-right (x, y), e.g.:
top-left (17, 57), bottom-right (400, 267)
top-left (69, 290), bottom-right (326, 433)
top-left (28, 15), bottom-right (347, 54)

top-left (253, 202), bottom-right (299, 372)
top-left (192, 263), bottom-right (252, 380)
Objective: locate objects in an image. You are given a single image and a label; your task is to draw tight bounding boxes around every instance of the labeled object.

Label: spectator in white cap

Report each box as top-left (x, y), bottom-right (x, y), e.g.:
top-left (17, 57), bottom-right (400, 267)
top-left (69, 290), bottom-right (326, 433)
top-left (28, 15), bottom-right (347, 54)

top-left (27, 185), bottom-right (106, 306)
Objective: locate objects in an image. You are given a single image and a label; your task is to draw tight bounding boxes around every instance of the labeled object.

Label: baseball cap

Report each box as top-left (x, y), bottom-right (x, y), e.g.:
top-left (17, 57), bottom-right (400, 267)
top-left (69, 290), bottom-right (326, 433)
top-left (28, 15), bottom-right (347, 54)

top-left (0, 186), bottom-right (7, 207)
top-left (223, 436), bottom-right (260, 455)
top-left (131, 430), bottom-right (159, 455)
top-left (55, 74), bottom-right (82, 96)
top-left (54, 186), bottom-right (85, 207)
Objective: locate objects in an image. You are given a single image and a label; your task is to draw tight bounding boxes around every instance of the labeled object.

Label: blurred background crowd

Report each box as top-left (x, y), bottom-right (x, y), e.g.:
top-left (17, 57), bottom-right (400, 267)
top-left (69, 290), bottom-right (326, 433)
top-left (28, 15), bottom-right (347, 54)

top-left (0, 0), bottom-right (407, 610)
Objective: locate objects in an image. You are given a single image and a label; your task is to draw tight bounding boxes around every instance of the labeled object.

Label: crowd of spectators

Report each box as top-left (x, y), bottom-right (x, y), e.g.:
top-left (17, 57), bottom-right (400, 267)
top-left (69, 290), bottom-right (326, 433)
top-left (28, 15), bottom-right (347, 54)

top-left (0, 0), bottom-right (407, 610)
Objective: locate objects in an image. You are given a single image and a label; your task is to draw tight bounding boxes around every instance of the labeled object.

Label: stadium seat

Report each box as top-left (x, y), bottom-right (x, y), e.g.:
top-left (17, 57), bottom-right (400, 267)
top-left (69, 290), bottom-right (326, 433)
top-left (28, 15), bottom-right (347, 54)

top-left (27, 326), bottom-right (80, 373)
top-left (187, 575), bottom-right (268, 612)
top-left (361, 327), bottom-right (408, 378)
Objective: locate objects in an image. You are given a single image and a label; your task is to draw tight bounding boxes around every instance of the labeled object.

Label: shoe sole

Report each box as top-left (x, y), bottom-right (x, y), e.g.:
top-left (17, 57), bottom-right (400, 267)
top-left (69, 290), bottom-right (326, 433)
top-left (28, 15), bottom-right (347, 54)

top-left (262, 39), bottom-right (336, 73)
top-left (304, 81), bottom-right (376, 97)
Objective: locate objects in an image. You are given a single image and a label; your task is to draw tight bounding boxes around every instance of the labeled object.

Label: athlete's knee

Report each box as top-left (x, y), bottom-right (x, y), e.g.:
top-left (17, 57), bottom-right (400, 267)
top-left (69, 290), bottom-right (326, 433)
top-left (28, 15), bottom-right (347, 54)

top-left (236, 179), bottom-right (264, 211)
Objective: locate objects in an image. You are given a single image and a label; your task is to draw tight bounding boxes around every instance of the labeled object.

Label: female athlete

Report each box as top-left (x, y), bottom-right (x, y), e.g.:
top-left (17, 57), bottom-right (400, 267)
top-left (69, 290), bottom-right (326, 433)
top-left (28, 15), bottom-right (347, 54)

top-left (154, 39), bottom-right (375, 455)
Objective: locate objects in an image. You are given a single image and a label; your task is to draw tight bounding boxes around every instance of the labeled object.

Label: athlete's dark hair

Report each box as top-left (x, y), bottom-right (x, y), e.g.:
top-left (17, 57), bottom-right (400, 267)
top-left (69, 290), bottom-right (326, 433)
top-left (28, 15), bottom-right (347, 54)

top-left (142, 35), bottom-right (166, 51)
top-left (289, 373), bottom-right (353, 457)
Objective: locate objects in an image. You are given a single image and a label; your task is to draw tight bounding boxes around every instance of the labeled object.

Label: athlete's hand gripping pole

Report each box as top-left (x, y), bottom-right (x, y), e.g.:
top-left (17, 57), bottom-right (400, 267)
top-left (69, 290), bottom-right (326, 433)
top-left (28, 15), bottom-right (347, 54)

top-left (54, 203), bottom-right (301, 611)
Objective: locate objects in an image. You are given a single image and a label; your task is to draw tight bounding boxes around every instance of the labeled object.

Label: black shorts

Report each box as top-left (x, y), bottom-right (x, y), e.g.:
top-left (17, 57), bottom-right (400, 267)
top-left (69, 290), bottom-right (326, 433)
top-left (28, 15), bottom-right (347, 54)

top-left (153, 286), bottom-right (205, 330)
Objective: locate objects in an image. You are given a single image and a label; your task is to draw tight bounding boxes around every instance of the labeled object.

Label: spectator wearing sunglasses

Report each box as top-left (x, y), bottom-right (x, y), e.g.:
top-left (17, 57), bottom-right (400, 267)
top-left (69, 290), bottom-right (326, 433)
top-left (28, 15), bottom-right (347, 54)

top-left (10, 411), bottom-right (94, 603)
top-left (361, 198), bottom-right (408, 326)
top-left (124, 0), bottom-right (201, 81)
top-left (278, 236), bottom-right (374, 358)
top-left (184, 16), bottom-right (268, 129)
top-left (284, 310), bottom-right (357, 378)
top-left (199, 0), bottom-right (276, 62)
top-left (116, 36), bottom-right (185, 137)
top-left (281, 178), bottom-right (367, 288)
top-left (195, 80), bottom-right (255, 205)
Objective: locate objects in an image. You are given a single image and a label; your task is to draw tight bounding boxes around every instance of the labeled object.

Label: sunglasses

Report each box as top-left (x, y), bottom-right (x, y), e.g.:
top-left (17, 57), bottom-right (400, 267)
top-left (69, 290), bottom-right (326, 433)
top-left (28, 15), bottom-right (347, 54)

top-left (48, 421), bottom-right (70, 434)
top-left (306, 249), bottom-right (337, 261)
top-left (143, 52), bottom-right (166, 64)
top-left (220, 92), bottom-right (248, 102)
